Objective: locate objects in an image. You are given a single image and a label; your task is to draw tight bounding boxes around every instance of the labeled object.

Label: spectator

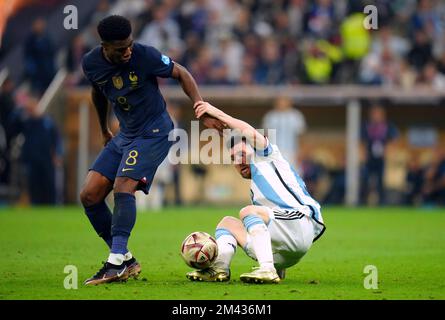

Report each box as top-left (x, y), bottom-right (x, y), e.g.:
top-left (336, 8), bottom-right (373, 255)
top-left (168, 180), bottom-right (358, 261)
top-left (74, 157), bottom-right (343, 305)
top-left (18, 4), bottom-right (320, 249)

top-left (411, 0), bottom-right (441, 38)
top-left (302, 38), bottom-right (341, 84)
top-left (231, 4), bottom-right (252, 42)
top-left (208, 59), bottom-right (232, 85)
top-left (378, 46), bottom-right (402, 86)
top-left (287, 0), bottom-right (306, 37)
top-left (370, 25), bottom-right (410, 59)
top-left (262, 96), bottom-right (307, 166)
top-left (218, 33), bottom-right (244, 84)
top-left (360, 103), bottom-right (399, 205)
top-left (0, 78), bottom-right (18, 186)
top-left (19, 93), bottom-right (63, 205)
top-left (23, 18), bottom-right (56, 95)
top-left (282, 35), bottom-right (302, 84)
top-left (190, 164), bottom-right (208, 204)
top-left (212, 0), bottom-right (243, 31)
top-left (305, 0), bottom-right (336, 39)
top-left (187, 0), bottom-right (210, 41)
top-left (83, 0), bottom-right (114, 48)
top-left (110, 0), bottom-right (147, 19)
top-left (360, 40), bottom-right (402, 86)
top-left (90, 0), bottom-right (111, 26)
top-left (398, 58), bottom-right (417, 89)
top-left (339, 12), bottom-right (370, 82)
top-left (407, 29), bottom-right (433, 72)
top-left (323, 157), bottom-right (346, 205)
top-left (404, 154), bottom-right (424, 205)
top-left (418, 62), bottom-right (445, 90)
top-left (300, 156), bottom-right (324, 196)
top-left (435, 51), bottom-right (445, 75)
top-left (63, 0), bottom-right (442, 88)
top-left (254, 37), bottom-right (285, 84)
top-left (139, 4), bottom-right (183, 53)
top-left (359, 51), bottom-right (384, 85)
top-left (422, 147), bottom-right (445, 206)
top-left (391, 0), bottom-right (417, 28)
top-left (242, 33), bottom-right (261, 58)
top-left (187, 45), bottom-right (213, 85)
top-left (65, 34), bottom-right (91, 86)
top-left (0, 78), bottom-right (20, 147)
top-left (238, 58), bottom-right (256, 85)
top-left (180, 32), bottom-right (201, 68)
top-left (273, 10), bottom-right (292, 40)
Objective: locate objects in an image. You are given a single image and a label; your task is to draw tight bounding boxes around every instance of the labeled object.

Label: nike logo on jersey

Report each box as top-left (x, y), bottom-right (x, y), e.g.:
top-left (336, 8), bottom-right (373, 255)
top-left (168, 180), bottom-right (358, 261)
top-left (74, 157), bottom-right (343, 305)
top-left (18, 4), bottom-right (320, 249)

top-left (122, 168), bottom-right (135, 172)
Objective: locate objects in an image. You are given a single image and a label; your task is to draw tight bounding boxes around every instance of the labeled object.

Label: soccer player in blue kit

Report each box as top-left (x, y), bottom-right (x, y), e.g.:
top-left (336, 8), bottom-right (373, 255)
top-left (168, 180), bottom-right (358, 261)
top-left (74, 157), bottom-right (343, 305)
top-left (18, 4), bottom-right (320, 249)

top-left (80, 15), bottom-right (222, 285)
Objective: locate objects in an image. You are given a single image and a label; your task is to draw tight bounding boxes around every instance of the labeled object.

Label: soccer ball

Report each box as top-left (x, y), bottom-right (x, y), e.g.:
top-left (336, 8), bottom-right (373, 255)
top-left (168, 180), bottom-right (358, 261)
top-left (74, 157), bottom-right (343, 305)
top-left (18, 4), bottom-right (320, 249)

top-left (181, 231), bottom-right (218, 269)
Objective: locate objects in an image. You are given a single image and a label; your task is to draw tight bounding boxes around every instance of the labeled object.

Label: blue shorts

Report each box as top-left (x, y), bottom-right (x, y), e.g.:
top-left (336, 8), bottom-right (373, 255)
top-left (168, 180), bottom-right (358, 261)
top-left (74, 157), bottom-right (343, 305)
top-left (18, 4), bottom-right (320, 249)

top-left (90, 133), bottom-right (173, 194)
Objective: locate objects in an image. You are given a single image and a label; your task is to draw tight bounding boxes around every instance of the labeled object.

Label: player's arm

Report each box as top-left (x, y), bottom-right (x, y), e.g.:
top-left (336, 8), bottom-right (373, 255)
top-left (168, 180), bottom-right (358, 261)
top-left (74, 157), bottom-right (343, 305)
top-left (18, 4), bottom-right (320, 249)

top-left (91, 85), bottom-right (113, 146)
top-left (194, 101), bottom-right (268, 150)
top-left (170, 63), bottom-right (225, 132)
top-left (171, 62), bottom-right (202, 105)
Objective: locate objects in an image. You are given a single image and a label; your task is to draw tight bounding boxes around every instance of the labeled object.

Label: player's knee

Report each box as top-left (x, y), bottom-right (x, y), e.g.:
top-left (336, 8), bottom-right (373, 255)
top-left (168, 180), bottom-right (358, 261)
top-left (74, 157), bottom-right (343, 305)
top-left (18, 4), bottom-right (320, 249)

top-left (80, 188), bottom-right (101, 207)
top-left (239, 205), bottom-right (257, 220)
top-left (217, 216), bottom-right (240, 229)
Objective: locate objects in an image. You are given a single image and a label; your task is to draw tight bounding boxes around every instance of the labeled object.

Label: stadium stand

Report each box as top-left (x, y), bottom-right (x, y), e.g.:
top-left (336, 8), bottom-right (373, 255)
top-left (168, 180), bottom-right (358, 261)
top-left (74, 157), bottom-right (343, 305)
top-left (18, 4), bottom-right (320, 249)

top-left (1, 0), bottom-right (445, 207)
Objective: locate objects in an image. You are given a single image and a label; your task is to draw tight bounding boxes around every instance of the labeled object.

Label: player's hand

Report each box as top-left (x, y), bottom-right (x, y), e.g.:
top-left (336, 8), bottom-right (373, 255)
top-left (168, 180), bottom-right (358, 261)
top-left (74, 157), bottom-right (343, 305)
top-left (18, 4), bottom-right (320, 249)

top-left (193, 101), bottom-right (227, 134)
top-left (194, 101), bottom-right (221, 120)
top-left (102, 130), bottom-right (114, 146)
top-left (201, 114), bottom-right (226, 134)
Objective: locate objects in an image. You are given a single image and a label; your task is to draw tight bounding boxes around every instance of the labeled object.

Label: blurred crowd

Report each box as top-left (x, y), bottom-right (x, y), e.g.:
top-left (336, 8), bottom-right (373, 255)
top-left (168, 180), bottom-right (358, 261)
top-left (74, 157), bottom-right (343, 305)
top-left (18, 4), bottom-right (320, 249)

top-left (0, 78), bottom-right (63, 205)
top-left (60, 0), bottom-right (445, 88)
top-left (1, 0), bottom-right (445, 207)
top-left (11, 0), bottom-right (445, 93)
top-left (262, 98), bottom-right (445, 207)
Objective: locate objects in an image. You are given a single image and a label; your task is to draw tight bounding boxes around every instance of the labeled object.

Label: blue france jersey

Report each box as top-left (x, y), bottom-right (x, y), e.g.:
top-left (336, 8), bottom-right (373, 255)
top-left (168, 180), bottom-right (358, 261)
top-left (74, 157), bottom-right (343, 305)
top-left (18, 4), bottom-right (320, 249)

top-left (82, 43), bottom-right (174, 138)
top-left (249, 141), bottom-right (326, 240)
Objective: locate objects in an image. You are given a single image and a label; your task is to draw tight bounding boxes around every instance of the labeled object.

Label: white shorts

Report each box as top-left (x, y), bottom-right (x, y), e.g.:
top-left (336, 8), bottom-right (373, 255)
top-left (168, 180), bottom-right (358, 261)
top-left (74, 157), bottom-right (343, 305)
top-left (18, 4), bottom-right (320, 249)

top-left (244, 207), bottom-right (316, 270)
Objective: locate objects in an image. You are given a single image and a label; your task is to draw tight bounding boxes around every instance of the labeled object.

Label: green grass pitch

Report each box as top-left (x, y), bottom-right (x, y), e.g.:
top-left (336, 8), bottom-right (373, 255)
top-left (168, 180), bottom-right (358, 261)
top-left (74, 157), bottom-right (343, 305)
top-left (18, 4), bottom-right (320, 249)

top-left (0, 206), bottom-right (444, 300)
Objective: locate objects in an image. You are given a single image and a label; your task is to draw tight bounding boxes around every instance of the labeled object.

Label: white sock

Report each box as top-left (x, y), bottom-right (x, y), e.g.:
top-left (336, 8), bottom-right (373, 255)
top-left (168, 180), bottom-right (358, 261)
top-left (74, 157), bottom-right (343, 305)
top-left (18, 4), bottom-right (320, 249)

top-left (248, 223), bottom-right (275, 271)
top-left (212, 231), bottom-right (237, 272)
top-left (107, 253), bottom-right (125, 265)
top-left (124, 251), bottom-right (133, 261)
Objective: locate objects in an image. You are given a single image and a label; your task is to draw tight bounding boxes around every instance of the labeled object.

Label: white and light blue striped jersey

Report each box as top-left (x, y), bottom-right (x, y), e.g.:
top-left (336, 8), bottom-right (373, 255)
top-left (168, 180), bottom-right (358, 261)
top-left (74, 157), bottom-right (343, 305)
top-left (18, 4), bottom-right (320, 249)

top-left (249, 140), bottom-right (326, 241)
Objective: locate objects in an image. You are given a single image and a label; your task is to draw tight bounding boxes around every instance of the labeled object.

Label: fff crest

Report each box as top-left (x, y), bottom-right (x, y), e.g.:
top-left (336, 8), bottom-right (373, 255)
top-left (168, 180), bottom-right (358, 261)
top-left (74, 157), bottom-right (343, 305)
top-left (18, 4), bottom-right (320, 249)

top-left (112, 76), bottom-right (123, 90)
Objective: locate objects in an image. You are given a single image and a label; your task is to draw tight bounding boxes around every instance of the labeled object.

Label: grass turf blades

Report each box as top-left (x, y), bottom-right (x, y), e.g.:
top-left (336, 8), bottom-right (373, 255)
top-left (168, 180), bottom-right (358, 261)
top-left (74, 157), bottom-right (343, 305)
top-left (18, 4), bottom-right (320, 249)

top-left (0, 206), bottom-right (444, 300)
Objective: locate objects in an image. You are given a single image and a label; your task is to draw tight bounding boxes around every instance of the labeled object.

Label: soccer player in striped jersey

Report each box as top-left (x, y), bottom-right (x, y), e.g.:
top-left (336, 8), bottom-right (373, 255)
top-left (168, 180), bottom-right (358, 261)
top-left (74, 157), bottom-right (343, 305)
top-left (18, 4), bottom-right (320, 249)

top-left (186, 102), bottom-right (326, 284)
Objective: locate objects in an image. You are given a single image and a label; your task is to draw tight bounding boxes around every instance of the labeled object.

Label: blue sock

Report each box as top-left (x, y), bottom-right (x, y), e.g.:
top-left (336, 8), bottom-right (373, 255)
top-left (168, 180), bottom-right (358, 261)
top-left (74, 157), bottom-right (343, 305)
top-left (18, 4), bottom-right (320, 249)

top-left (84, 201), bottom-right (112, 248)
top-left (111, 193), bottom-right (136, 255)
top-left (242, 214), bottom-right (265, 232)
top-left (215, 228), bottom-right (237, 251)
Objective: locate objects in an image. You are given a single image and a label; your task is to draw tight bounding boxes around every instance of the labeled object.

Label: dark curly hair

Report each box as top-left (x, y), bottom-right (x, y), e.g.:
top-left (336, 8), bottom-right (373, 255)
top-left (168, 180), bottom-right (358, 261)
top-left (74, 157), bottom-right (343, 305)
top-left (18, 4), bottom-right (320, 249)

top-left (97, 15), bottom-right (132, 42)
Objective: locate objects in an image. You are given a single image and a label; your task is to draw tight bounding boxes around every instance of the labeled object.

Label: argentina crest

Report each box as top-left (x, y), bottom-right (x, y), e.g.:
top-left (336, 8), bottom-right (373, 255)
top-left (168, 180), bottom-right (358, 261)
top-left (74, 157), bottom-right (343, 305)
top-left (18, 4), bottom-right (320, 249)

top-left (112, 75), bottom-right (124, 89)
